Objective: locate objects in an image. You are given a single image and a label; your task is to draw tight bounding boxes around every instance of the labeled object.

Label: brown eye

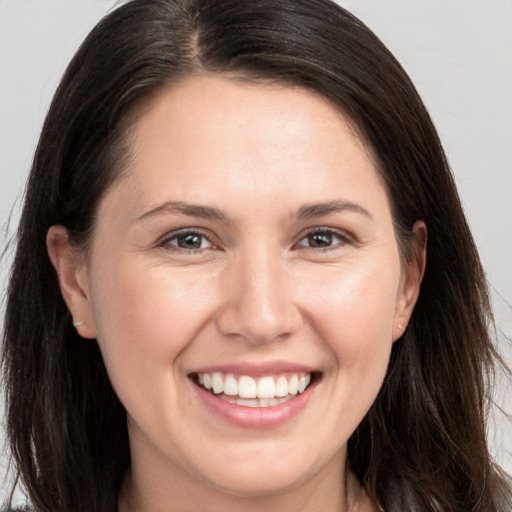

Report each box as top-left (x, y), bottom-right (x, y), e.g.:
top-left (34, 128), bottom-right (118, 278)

top-left (163, 231), bottom-right (214, 251)
top-left (307, 232), bottom-right (333, 247)
top-left (297, 229), bottom-right (349, 250)
top-left (177, 233), bottom-right (204, 249)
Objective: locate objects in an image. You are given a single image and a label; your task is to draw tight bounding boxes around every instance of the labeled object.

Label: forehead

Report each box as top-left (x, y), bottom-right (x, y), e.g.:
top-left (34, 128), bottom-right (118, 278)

top-left (100, 74), bottom-right (390, 224)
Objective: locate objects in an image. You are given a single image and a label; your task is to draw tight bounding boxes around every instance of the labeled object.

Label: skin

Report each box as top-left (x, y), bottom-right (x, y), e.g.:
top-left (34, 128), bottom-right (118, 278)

top-left (48, 75), bottom-right (425, 512)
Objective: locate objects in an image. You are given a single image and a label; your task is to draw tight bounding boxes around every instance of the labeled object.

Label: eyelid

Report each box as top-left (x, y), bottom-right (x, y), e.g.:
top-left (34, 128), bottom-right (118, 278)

top-left (155, 226), bottom-right (354, 253)
top-left (158, 227), bottom-right (219, 251)
top-left (294, 226), bottom-right (354, 250)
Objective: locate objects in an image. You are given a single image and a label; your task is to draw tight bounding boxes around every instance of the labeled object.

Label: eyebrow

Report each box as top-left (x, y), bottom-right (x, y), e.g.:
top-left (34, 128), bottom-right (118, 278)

top-left (135, 198), bottom-right (372, 223)
top-left (296, 200), bottom-right (373, 220)
top-left (136, 201), bottom-right (229, 222)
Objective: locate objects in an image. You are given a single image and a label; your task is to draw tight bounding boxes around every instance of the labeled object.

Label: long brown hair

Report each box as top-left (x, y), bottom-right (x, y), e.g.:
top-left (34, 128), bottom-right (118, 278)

top-left (2, 1), bottom-right (510, 510)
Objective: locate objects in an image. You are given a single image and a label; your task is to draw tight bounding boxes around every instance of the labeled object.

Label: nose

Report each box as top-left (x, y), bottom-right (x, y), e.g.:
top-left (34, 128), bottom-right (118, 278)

top-left (215, 249), bottom-right (303, 345)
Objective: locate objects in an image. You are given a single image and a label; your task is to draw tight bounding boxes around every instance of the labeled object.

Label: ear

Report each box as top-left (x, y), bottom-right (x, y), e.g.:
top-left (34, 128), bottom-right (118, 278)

top-left (46, 225), bottom-right (97, 339)
top-left (393, 221), bottom-right (427, 341)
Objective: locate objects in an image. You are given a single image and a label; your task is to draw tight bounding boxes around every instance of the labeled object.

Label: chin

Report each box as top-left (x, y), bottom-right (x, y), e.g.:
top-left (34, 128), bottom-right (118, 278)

top-left (189, 446), bottom-right (328, 499)
top-left (206, 468), bottom-right (309, 498)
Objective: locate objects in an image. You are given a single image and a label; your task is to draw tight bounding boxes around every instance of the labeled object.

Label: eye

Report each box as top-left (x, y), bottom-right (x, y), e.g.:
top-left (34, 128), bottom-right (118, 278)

top-left (296, 228), bottom-right (350, 250)
top-left (161, 230), bottom-right (216, 252)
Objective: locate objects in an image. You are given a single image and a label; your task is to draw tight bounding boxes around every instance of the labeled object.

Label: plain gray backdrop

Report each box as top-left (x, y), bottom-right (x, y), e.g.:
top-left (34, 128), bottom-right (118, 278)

top-left (1, 0), bottom-right (511, 504)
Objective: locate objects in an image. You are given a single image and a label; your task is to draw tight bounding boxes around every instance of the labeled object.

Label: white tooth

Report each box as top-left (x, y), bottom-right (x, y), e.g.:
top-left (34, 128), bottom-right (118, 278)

top-left (224, 374), bottom-right (238, 396)
top-left (275, 376), bottom-right (289, 397)
top-left (198, 373), bottom-right (204, 385)
top-left (259, 398), bottom-right (270, 407)
top-left (212, 372), bottom-right (224, 394)
top-left (298, 375), bottom-right (307, 393)
top-left (288, 374), bottom-right (299, 395)
top-left (238, 375), bottom-right (257, 398)
top-left (237, 398), bottom-right (259, 407)
top-left (305, 373), bottom-right (311, 387)
top-left (203, 373), bottom-right (212, 389)
top-left (257, 376), bottom-right (276, 398)
top-left (267, 398), bottom-right (280, 406)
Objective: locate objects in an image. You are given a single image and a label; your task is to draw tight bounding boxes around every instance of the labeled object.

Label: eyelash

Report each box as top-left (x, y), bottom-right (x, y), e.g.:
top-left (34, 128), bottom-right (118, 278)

top-left (159, 229), bottom-right (217, 253)
top-left (295, 227), bottom-right (352, 251)
top-left (159, 227), bottom-right (353, 254)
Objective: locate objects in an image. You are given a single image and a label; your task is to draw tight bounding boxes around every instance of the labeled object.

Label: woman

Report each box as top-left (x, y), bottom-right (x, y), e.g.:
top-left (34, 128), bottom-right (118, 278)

top-left (2, 0), bottom-right (510, 511)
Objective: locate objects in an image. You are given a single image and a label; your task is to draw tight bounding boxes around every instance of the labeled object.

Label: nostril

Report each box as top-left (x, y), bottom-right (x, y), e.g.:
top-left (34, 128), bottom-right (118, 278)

top-left (215, 302), bottom-right (302, 346)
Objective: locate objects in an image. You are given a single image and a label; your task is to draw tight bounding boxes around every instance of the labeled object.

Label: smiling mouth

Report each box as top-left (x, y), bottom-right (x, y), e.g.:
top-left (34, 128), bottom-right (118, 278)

top-left (190, 371), bottom-right (319, 408)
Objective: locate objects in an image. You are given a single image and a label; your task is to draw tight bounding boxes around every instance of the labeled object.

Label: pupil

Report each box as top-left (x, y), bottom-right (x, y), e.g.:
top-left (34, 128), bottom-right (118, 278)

top-left (178, 234), bottom-right (202, 249)
top-left (309, 232), bottom-right (332, 247)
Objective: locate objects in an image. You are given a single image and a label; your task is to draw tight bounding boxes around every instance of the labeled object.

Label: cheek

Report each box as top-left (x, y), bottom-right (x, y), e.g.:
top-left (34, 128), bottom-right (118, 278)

top-left (308, 264), bottom-right (399, 437)
top-left (304, 259), bottom-right (399, 382)
top-left (88, 258), bottom-right (217, 397)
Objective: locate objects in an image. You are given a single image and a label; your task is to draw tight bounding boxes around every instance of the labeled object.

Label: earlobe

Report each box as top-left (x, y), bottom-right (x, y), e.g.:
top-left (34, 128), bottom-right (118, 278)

top-left (393, 221), bottom-right (427, 341)
top-left (46, 225), bottom-right (97, 339)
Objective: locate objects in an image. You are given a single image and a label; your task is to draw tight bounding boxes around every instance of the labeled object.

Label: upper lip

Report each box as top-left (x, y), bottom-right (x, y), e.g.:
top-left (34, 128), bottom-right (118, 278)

top-left (188, 361), bottom-right (317, 377)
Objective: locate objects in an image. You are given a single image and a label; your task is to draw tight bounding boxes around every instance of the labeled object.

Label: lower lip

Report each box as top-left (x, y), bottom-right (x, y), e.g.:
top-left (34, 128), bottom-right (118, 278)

top-left (190, 379), bottom-right (316, 429)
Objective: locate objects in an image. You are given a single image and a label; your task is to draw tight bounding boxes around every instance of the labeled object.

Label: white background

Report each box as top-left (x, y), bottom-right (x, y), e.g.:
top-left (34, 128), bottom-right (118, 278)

top-left (1, 0), bottom-right (511, 503)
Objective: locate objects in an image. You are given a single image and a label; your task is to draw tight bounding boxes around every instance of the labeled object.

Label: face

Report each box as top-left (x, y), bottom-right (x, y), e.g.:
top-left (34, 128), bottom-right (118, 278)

top-left (50, 75), bottom-right (422, 504)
